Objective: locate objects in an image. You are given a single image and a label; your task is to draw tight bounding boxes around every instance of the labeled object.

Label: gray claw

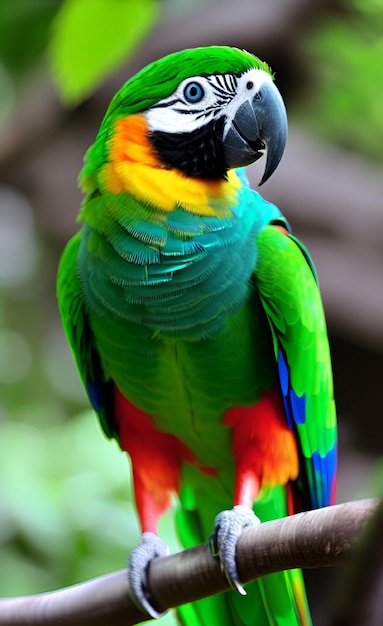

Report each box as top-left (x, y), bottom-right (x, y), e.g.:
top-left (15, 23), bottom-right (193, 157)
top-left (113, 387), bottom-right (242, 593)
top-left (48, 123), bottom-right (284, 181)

top-left (128, 532), bottom-right (169, 619)
top-left (210, 505), bottom-right (260, 595)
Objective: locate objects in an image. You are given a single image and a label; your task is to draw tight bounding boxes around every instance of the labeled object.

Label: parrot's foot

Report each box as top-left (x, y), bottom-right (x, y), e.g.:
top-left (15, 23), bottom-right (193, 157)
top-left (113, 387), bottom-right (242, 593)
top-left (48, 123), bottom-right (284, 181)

top-left (128, 532), bottom-right (170, 619)
top-left (210, 505), bottom-right (260, 595)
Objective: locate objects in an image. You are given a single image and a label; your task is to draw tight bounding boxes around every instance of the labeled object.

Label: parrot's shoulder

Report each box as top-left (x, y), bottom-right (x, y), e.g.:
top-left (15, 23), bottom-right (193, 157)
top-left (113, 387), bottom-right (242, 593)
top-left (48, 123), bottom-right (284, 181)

top-left (235, 168), bottom-right (286, 231)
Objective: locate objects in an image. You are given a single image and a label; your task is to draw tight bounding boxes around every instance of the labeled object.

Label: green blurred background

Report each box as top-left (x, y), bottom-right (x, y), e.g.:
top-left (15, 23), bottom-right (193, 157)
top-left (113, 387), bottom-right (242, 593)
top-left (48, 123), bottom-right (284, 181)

top-left (0, 1), bottom-right (382, 624)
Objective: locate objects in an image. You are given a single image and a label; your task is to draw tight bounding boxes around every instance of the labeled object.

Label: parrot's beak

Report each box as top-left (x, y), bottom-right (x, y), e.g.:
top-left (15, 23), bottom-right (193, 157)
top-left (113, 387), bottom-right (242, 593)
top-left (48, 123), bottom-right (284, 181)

top-left (223, 79), bottom-right (288, 185)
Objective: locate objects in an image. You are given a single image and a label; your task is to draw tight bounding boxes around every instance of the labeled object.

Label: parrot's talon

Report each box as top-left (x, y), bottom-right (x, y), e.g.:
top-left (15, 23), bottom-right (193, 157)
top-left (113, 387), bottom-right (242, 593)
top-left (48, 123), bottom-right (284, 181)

top-left (128, 532), bottom-right (169, 619)
top-left (210, 505), bottom-right (260, 595)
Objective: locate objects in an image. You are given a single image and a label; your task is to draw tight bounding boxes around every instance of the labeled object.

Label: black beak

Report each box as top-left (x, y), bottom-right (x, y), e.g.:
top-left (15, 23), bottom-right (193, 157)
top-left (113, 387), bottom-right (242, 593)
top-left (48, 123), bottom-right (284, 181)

top-left (223, 80), bottom-right (287, 185)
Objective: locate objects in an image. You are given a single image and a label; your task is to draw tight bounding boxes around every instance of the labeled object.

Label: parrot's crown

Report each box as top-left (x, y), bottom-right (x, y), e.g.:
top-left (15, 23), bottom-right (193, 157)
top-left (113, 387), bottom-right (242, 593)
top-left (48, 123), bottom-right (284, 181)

top-left (105, 46), bottom-right (272, 120)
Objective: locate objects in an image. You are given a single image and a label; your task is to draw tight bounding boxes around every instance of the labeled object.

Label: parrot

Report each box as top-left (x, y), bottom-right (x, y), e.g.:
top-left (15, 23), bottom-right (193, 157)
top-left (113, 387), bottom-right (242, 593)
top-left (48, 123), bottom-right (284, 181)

top-left (57, 45), bottom-right (337, 625)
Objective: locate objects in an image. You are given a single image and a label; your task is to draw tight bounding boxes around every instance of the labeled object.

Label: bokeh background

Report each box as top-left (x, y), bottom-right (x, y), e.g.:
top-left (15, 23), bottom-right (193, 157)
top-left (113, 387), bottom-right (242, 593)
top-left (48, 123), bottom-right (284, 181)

top-left (0, 1), bottom-right (382, 624)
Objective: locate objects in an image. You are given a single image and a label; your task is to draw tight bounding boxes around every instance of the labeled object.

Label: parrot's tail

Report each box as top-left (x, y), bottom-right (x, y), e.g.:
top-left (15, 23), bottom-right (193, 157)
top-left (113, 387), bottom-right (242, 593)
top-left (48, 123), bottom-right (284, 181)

top-left (175, 563), bottom-right (311, 626)
top-left (174, 479), bottom-right (312, 626)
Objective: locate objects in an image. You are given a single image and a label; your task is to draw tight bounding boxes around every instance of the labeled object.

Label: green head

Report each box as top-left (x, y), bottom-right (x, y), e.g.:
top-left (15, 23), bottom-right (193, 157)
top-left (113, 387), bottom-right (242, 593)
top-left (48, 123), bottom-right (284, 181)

top-left (105, 46), bottom-right (271, 118)
top-left (84, 46), bottom-right (287, 186)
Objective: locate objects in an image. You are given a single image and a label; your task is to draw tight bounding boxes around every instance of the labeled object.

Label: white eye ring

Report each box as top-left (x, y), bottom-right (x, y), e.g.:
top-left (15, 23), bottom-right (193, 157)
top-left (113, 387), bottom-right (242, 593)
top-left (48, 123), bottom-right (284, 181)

top-left (183, 81), bottom-right (205, 103)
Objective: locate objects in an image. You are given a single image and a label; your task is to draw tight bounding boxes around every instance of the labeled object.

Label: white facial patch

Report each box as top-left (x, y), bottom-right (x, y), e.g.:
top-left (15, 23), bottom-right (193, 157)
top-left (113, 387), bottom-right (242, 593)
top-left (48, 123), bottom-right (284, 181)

top-left (145, 68), bottom-right (274, 135)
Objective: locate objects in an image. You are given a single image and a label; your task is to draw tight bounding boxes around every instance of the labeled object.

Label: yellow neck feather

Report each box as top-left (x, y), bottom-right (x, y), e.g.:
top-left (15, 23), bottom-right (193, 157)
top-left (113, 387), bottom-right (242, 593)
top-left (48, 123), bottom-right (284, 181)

top-left (100, 114), bottom-right (240, 217)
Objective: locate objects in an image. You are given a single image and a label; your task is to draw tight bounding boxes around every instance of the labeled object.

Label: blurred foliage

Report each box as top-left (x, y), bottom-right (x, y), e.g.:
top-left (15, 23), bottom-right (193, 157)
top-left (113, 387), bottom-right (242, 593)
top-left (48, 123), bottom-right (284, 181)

top-left (49, 0), bottom-right (158, 104)
top-left (300, 0), bottom-right (383, 163)
top-left (0, 409), bottom-right (134, 594)
top-left (0, 0), bottom-right (159, 106)
top-left (0, 1), bottom-right (60, 79)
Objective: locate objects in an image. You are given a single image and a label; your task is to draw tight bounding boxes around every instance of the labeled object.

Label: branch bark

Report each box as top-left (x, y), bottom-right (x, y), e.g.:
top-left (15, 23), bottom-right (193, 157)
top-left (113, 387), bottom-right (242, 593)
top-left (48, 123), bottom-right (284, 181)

top-left (0, 499), bottom-right (379, 626)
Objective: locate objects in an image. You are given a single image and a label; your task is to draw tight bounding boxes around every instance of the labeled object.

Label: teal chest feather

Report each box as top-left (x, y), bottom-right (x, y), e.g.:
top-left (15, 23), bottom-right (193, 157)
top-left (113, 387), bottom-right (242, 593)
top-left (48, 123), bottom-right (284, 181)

top-left (78, 171), bottom-right (282, 340)
top-left (77, 173), bottom-right (282, 465)
top-left (79, 210), bottom-right (257, 339)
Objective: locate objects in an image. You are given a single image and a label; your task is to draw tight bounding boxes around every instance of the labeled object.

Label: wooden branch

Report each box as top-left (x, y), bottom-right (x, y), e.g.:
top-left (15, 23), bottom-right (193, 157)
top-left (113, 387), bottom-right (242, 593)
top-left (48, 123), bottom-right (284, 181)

top-left (0, 499), bottom-right (378, 626)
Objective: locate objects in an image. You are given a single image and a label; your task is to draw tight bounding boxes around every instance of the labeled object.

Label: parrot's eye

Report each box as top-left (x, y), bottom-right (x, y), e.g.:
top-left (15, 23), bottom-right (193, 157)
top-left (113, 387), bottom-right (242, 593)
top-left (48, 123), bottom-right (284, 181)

top-left (183, 81), bottom-right (205, 103)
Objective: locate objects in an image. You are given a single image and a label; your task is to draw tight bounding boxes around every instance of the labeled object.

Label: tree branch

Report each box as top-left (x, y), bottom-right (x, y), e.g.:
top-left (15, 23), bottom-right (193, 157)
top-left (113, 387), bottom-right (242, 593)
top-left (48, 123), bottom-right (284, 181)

top-left (0, 499), bottom-right (379, 626)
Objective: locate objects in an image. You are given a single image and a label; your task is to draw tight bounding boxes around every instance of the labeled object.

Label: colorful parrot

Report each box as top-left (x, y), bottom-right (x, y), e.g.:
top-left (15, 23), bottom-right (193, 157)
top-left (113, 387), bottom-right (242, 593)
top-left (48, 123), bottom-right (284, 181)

top-left (57, 46), bottom-right (337, 625)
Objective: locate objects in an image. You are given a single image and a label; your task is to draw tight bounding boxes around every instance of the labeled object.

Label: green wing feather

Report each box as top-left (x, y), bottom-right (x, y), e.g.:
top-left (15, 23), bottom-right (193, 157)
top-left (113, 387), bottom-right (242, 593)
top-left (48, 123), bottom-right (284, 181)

top-left (255, 225), bottom-right (337, 510)
top-left (56, 232), bottom-right (115, 439)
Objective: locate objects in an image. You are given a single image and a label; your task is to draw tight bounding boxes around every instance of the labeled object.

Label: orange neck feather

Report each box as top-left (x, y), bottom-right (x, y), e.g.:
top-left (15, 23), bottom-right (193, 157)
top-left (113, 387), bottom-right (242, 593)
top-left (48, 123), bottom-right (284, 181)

top-left (100, 114), bottom-right (239, 217)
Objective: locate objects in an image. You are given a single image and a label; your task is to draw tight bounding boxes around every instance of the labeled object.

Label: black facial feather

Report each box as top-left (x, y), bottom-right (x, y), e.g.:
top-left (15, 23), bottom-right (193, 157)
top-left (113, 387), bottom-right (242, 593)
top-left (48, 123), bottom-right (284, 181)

top-left (149, 117), bottom-right (228, 180)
